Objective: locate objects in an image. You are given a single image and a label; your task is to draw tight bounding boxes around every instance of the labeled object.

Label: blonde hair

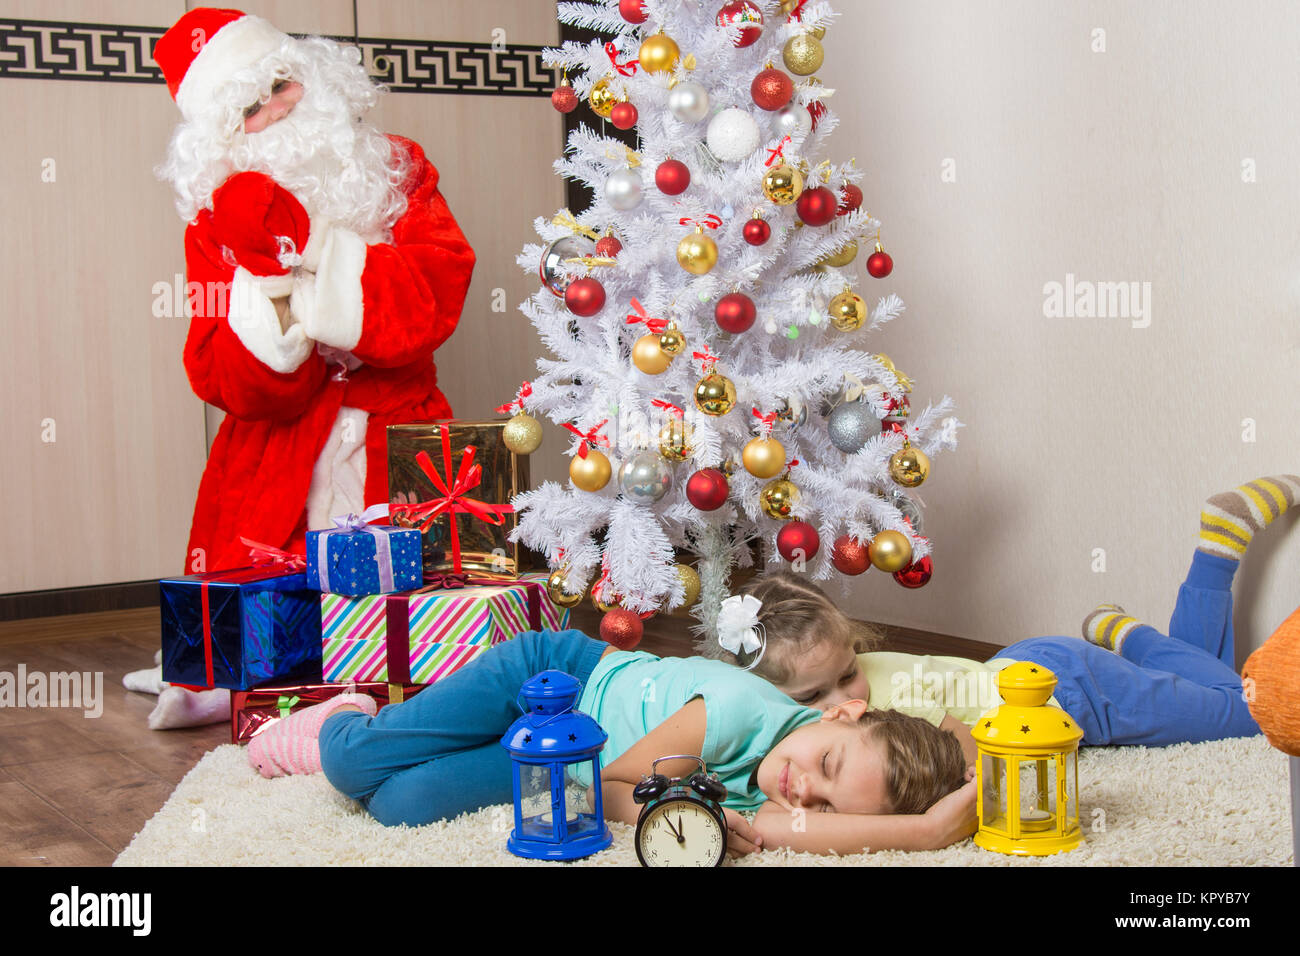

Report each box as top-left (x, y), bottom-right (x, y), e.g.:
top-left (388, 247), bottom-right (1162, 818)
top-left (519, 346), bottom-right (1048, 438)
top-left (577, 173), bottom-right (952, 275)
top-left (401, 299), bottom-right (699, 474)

top-left (860, 708), bottom-right (968, 814)
top-left (702, 570), bottom-right (883, 683)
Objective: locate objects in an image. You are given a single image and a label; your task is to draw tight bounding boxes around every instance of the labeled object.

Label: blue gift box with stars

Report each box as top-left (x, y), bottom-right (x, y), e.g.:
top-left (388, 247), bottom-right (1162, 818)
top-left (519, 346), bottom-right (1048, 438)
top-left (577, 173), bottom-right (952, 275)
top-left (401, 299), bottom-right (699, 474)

top-left (305, 525), bottom-right (423, 597)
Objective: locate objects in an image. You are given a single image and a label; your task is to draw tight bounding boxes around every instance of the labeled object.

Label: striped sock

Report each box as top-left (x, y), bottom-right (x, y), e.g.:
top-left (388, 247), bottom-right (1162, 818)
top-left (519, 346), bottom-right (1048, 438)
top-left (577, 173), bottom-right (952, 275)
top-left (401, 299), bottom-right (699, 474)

top-left (247, 693), bottom-right (377, 779)
top-left (1199, 475), bottom-right (1300, 561)
top-left (1082, 603), bottom-right (1143, 653)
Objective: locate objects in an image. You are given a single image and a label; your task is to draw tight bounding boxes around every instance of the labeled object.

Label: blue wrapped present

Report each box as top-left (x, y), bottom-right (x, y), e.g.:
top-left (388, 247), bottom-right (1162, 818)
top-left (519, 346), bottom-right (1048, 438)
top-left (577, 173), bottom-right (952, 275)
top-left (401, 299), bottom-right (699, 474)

top-left (306, 505), bottom-right (422, 597)
top-left (160, 565), bottom-right (323, 691)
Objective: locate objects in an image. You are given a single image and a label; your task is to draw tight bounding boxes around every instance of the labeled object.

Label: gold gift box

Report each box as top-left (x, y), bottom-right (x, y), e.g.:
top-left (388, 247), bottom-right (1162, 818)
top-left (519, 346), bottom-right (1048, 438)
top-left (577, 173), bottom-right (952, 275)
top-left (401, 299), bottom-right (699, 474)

top-left (387, 420), bottom-right (535, 579)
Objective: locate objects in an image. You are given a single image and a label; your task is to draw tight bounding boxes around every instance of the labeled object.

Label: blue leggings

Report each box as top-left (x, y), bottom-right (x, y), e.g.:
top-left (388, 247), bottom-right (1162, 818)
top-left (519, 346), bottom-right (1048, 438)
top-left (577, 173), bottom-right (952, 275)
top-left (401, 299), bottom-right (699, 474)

top-left (319, 629), bottom-right (607, 827)
top-left (998, 551), bottom-right (1260, 747)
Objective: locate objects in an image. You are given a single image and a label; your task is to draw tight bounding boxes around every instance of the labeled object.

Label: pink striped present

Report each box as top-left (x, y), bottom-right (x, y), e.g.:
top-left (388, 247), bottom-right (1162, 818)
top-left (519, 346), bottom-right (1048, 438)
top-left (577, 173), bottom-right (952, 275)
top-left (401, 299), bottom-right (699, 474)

top-left (320, 575), bottom-right (571, 685)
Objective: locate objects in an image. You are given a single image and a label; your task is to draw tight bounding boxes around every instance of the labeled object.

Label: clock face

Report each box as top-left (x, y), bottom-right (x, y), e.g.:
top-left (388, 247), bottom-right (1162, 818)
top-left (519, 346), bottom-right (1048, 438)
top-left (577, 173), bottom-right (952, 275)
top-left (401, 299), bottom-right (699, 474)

top-left (636, 796), bottom-right (727, 867)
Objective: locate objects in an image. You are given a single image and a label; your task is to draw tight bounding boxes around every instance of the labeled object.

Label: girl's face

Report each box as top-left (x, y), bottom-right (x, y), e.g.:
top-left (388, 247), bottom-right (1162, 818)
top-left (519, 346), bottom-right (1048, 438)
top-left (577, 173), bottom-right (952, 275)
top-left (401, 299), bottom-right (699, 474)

top-left (755, 700), bottom-right (892, 815)
top-left (243, 79), bottom-right (304, 133)
top-left (773, 639), bottom-right (870, 710)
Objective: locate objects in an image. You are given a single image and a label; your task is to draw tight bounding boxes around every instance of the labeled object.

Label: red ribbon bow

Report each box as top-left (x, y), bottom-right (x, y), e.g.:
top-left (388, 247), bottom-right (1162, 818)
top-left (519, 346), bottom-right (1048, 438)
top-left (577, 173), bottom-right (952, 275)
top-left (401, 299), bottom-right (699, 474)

top-left (678, 214), bottom-right (722, 230)
top-left (652, 399), bottom-right (684, 419)
top-left (239, 537), bottom-right (307, 572)
top-left (626, 298), bottom-right (668, 334)
top-left (494, 381), bottom-right (533, 416)
top-left (604, 41), bottom-right (639, 76)
top-left (751, 407), bottom-right (778, 436)
top-left (692, 347), bottom-right (719, 373)
top-left (563, 421), bottom-right (611, 459)
top-left (765, 136), bottom-right (792, 167)
top-left (388, 425), bottom-right (512, 573)
top-left (785, 0), bottom-right (810, 21)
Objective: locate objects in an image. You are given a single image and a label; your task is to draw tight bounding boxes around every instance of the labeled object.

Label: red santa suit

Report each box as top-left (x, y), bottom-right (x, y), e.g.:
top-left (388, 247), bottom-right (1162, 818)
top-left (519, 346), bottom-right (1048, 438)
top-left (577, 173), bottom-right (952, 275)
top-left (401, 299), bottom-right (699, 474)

top-left (181, 134), bottom-right (475, 572)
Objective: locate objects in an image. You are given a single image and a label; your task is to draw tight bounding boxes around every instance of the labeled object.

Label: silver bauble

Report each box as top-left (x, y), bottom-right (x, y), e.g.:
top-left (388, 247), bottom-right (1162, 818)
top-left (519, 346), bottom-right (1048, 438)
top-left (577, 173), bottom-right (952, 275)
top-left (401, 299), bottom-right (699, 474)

top-left (827, 401), bottom-right (879, 454)
top-left (706, 108), bottom-right (761, 163)
top-left (667, 81), bottom-right (710, 123)
top-left (539, 234), bottom-right (597, 297)
top-left (604, 168), bottom-right (644, 210)
top-left (618, 451), bottom-right (673, 504)
top-left (892, 490), bottom-right (924, 533)
top-left (773, 103), bottom-right (812, 140)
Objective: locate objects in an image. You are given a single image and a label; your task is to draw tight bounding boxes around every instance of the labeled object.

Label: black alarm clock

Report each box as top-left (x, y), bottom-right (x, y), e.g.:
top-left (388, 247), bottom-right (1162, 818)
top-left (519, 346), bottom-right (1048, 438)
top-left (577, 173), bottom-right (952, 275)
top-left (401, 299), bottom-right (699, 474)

top-left (632, 755), bottom-right (729, 867)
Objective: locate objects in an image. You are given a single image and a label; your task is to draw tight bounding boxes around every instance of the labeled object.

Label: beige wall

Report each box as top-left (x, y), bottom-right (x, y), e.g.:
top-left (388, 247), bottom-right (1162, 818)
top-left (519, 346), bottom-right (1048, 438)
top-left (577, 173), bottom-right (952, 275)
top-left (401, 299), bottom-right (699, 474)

top-left (826, 0), bottom-right (1299, 661)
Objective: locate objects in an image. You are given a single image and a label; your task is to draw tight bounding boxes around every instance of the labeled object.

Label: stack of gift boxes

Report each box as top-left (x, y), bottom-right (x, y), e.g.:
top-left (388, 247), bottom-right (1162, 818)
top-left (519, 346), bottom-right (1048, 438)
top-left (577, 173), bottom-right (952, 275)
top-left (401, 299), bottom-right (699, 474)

top-left (156, 421), bottom-right (569, 744)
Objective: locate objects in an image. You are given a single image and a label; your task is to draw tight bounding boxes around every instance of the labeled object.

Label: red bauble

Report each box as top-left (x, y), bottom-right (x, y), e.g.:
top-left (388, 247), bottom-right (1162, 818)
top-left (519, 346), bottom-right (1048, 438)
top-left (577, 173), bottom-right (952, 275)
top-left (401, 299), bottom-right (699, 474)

top-left (777, 521), bottom-right (820, 562)
top-left (742, 217), bottom-right (771, 246)
top-left (600, 608), bottom-right (643, 649)
top-left (838, 183), bottom-right (863, 215)
top-left (716, 0), bottom-right (764, 47)
top-left (595, 234), bottom-right (622, 257)
top-left (750, 67), bottom-right (793, 111)
top-left (686, 468), bottom-right (729, 511)
top-left (831, 534), bottom-right (871, 576)
top-left (611, 101), bottom-right (639, 130)
top-left (655, 159), bottom-right (691, 196)
top-left (795, 186), bottom-right (837, 227)
top-left (808, 100), bottom-right (827, 131)
top-left (552, 85), bottom-right (578, 113)
top-left (893, 555), bottom-right (933, 589)
top-left (619, 0), bottom-right (648, 24)
top-left (867, 250), bottom-right (894, 278)
top-left (714, 292), bottom-right (756, 334)
top-left (564, 276), bottom-right (605, 316)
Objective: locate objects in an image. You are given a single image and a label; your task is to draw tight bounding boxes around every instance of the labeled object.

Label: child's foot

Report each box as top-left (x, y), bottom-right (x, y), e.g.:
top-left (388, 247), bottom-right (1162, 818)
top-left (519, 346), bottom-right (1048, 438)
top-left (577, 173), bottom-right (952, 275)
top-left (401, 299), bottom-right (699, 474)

top-left (1081, 604), bottom-right (1143, 653)
top-left (1198, 475), bottom-right (1300, 561)
top-left (247, 694), bottom-right (376, 779)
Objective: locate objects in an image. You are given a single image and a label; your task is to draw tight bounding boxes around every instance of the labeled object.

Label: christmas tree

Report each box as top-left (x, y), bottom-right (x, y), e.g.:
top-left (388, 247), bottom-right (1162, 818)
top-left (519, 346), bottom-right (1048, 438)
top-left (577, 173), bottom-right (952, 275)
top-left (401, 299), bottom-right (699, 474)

top-left (501, 0), bottom-right (960, 646)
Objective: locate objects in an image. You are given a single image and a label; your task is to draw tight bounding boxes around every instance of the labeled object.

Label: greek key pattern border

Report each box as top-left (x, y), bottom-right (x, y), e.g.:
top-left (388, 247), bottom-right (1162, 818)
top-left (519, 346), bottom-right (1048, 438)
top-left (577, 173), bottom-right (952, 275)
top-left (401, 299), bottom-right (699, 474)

top-left (0, 18), bottom-right (554, 96)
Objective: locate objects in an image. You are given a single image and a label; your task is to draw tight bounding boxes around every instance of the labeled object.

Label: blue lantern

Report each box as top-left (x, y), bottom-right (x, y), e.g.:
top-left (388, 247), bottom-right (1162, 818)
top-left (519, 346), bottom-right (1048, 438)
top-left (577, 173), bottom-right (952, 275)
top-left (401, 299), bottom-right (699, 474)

top-left (500, 669), bottom-right (612, 860)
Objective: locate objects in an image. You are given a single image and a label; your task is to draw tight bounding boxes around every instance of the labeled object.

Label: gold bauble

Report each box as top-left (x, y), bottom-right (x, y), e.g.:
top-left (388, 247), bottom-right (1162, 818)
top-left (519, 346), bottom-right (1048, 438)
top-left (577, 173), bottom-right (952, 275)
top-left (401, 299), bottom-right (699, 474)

top-left (828, 290), bottom-right (867, 332)
top-left (742, 437), bottom-right (786, 478)
top-left (762, 163), bottom-right (804, 205)
top-left (658, 323), bottom-right (686, 356)
top-left (592, 592), bottom-right (620, 613)
top-left (889, 444), bottom-right (931, 488)
top-left (570, 448), bottom-right (612, 491)
top-left (657, 419), bottom-right (694, 462)
top-left (868, 529), bottom-right (913, 572)
top-left (546, 568), bottom-right (585, 609)
top-left (589, 76), bottom-right (616, 118)
top-left (782, 33), bottom-right (824, 75)
top-left (502, 412), bottom-right (543, 455)
top-left (819, 240), bottom-right (859, 268)
top-left (694, 371), bottom-right (737, 416)
top-left (759, 477), bottom-right (800, 520)
top-left (676, 228), bottom-right (718, 275)
top-left (674, 563), bottom-right (701, 608)
top-left (632, 333), bottom-right (673, 374)
top-left (810, 25), bottom-right (826, 40)
top-left (638, 33), bottom-right (681, 74)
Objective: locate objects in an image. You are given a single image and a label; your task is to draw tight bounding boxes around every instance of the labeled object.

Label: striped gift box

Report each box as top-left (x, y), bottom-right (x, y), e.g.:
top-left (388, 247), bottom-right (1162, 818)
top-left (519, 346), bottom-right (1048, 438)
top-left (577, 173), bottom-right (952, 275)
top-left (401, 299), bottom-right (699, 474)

top-left (320, 576), bottom-right (570, 685)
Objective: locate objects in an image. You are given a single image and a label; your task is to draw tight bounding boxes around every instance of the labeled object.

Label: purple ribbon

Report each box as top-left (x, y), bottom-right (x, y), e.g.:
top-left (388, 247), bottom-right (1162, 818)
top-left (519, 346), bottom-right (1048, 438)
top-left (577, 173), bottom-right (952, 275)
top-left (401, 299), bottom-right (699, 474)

top-left (318, 503), bottom-right (395, 593)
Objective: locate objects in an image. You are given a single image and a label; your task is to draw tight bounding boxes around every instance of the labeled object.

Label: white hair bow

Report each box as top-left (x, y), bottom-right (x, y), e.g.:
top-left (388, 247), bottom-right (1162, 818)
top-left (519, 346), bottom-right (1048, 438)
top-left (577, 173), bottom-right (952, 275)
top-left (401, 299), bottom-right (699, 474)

top-left (716, 594), bottom-right (766, 669)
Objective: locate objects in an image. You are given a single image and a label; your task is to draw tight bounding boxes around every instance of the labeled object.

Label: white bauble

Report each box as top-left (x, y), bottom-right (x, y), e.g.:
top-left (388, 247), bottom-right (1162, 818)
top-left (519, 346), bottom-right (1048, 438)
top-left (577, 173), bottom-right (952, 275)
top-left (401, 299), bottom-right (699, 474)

top-left (604, 168), bottom-right (644, 210)
top-left (706, 108), bottom-right (761, 163)
top-left (667, 81), bottom-right (710, 123)
top-left (773, 103), bottom-right (812, 140)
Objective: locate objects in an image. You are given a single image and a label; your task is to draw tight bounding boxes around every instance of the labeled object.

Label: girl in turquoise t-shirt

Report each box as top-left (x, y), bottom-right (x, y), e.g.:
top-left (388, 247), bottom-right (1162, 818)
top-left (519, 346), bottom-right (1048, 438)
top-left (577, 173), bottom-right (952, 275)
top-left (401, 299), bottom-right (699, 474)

top-left (248, 629), bottom-right (974, 857)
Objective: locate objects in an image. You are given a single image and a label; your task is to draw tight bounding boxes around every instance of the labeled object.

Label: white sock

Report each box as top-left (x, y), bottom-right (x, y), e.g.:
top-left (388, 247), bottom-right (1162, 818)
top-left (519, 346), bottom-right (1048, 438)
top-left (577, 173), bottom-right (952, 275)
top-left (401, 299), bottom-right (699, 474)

top-left (147, 686), bottom-right (232, 730)
top-left (123, 664), bottom-right (166, 695)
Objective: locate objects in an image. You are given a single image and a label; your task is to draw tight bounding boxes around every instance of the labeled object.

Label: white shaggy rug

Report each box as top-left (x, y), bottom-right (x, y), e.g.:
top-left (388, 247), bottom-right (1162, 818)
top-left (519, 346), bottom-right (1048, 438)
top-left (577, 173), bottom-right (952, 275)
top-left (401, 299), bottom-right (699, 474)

top-left (116, 735), bottom-right (1294, 867)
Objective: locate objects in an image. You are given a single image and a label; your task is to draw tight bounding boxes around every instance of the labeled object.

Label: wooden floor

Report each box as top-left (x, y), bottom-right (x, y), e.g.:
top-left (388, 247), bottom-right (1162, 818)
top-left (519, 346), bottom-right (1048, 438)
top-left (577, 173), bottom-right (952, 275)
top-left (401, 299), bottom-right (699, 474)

top-left (0, 605), bottom-right (997, 867)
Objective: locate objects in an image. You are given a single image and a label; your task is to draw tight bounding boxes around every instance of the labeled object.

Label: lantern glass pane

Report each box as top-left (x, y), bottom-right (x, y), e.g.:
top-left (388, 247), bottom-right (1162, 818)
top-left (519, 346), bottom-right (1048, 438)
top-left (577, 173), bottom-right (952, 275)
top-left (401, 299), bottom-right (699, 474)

top-left (1017, 757), bottom-right (1057, 832)
top-left (1068, 752), bottom-right (1079, 828)
top-left (980, 753), bottom-right (1006, 831)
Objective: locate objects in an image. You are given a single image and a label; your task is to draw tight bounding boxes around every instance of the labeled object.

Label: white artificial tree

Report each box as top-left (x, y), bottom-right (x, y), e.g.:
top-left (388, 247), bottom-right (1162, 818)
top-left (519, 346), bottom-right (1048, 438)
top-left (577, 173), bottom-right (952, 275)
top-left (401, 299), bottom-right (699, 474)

top-left (505, 0), bottom-right (960, 638)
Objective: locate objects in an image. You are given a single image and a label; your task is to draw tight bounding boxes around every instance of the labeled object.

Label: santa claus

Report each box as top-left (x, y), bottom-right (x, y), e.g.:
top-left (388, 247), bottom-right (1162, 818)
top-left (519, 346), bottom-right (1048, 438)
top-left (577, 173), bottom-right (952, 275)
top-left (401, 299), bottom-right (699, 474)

top-left (133, 8), bottom-right (474, 727)
top-left (155, 7), bottom-right (475, 575)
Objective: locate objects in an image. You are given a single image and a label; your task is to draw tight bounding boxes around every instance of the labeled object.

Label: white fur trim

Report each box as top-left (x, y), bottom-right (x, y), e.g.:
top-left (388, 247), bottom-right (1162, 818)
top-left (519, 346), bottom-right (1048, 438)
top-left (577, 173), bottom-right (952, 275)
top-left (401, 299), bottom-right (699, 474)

top-left (175, 16), bottom-right (290, 122)
top-left (299, 218), bottom-right (335, 273)
top-left (300, 227), bottom-right (366, 350)
top-left (227, 267), bottom-right (312, 373)
top-left (305, 406), bottom-right (370, 531)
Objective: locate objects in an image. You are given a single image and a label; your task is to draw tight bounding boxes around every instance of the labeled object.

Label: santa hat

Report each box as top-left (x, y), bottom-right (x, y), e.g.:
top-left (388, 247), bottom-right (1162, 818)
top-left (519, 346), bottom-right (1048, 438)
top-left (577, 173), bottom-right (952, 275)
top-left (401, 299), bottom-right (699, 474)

top-left (155, 8), bottom-right (291, 121)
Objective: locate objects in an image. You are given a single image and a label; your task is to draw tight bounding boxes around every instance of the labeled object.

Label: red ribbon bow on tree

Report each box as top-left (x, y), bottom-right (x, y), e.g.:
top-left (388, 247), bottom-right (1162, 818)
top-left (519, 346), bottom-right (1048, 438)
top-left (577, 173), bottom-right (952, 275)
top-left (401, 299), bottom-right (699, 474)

top-left (785, 0), bottom-right (810, 21)
top-left (751, 407), bottom-right (779, 436)
top-left (692, 346), bottom-right (720, 373)
top-left (652, 399), bottom-right (684, 419)
top-left (604, 41), bottom-right (639, 76)
top-left (626, 298), bottom-right (668, 334)
top-left (765, 135), bottom-right (792, 167)
top-left (678, 214), bottom-right (722, 230)
top-left (494, 381), bottom-right (533, 416)
top-left (563, 420), bottom-right (611, 459)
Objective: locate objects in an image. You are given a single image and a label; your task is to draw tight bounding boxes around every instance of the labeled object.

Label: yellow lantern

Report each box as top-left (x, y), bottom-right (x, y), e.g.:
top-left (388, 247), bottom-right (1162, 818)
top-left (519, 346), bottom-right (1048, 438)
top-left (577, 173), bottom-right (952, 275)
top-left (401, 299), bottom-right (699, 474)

top-left (972, 662), bottom-right (1084, 856)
